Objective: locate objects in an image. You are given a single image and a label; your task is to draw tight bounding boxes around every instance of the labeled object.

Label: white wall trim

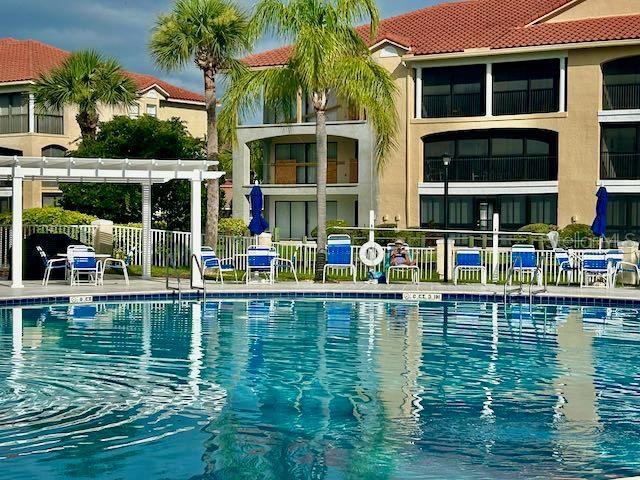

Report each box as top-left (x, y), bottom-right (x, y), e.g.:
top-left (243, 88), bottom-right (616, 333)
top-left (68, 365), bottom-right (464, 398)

top-left (410, 50), bottom-right (568, 69)
top-left (418, 181), bottom-right (558, 196)
top-left (415, 67), bottom-right (422, 120)
top-left (600, 180), bottom-right (640, 193)
top-left (598, 109), bottom-right (640, 123)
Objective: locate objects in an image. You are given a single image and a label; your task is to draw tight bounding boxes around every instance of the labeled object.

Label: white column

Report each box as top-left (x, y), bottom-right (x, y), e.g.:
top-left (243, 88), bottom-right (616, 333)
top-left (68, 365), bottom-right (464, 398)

top-left (415, 68), bottom-right (422, 119)
top-left (141, 182), bottom-right (152, 279)
top-left (485, 63), bottom-right (493, 117)
top-left (11, 172), bottom-right (23, 288)
top-left (28, 93), bottom-right (35, 133)
top-left (492, 212), bottom-right (500, 283)
top-left (191, 175), bottom-right (203, 288)
top-left (559, 56), bottom-right (567, 113)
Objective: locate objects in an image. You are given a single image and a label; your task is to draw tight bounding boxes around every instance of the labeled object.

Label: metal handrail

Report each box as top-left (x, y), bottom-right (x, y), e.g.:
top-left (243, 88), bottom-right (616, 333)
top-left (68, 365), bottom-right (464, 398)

top-left (165, 252), bottom-right (183, 301)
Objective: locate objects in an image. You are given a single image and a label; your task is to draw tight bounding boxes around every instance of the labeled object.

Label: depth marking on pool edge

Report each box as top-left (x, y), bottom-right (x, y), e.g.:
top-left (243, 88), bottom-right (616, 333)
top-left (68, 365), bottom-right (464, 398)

top-left (402, 292), bottom-right (442, 302)
top-left (69, 295), bottom-right (94, 304)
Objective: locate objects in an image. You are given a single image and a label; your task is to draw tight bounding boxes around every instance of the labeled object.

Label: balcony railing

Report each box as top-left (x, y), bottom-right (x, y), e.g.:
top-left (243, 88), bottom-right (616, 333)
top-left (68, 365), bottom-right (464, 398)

top-left (603, 83), bottom-right (640, 110)
top-left (36, 114), bottom-right (64, 135)
top-left (0, 114), bottom-right (28, 134)
top-left (493, 88), bottom-right (557, 115)
top-left (601, 152), bottom-right (640, 179)
top-left (422, 92), bottom-right (484, 118)
top-left (266, 159), bottom-right (358, 185)
top-left (424, 155), bottom-right (558, 182)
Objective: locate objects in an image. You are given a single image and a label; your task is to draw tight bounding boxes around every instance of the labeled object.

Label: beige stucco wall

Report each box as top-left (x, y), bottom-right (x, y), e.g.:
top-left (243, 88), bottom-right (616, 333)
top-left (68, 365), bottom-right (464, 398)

top-left (373, 43), bottom-right (640, 229)
top-left (545, 0), bottom-right (639, 23)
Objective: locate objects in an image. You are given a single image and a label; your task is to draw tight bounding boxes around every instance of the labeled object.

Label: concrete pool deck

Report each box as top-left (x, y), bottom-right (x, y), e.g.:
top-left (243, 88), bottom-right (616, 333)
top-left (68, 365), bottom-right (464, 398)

top-left (1, 276), bottom-right (640, 305)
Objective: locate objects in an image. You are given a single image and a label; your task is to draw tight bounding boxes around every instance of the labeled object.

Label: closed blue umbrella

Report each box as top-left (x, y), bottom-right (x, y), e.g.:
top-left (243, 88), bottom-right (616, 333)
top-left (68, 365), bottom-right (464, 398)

top-left (248, 184), bottom-right (268, 236)
top-left (591, 186), bottom-right (608, 240)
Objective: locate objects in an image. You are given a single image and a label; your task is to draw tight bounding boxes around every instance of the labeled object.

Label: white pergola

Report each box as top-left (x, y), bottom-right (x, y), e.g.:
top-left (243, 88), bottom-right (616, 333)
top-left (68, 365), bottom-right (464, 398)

top-left (0, 155), bottom-right (224, 288)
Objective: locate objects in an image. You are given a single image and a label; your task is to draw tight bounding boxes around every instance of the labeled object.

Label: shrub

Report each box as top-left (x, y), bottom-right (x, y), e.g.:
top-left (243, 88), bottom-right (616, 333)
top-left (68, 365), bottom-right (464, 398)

top-left (0, 207), bottom-right (96, 226)
top-left (311, 220), bottom-right (352, 239)
top-left (559, 223), bottom-right (596, 248)
top-left (516, 223), bottom-right (558, 248)
top-left (219, 217), bottom-right (248, 236)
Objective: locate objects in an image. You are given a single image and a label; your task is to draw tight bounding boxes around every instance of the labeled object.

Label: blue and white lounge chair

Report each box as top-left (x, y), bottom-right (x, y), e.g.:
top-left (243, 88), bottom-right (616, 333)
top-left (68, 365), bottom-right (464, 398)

top-left (453, 248), bottom-right (486, 285)
top-left (554, 248), bottom-right (577, 286)
top-left (579, 250), bottom-right (611, 288)
top-left (507, 245), bottom-right (542, 286)
top-left (37, 245), bottom-right (67, 286)
top-left (322, 234), bottom-right (356, 283)
top-left (200, 246), bottom-right (237, 284)
top-left (246, 245), bottom-right (278, 284)
top-left (385, 242), bottom-right (420, 284)
top-left (68, 246), bottom-right (101, 286)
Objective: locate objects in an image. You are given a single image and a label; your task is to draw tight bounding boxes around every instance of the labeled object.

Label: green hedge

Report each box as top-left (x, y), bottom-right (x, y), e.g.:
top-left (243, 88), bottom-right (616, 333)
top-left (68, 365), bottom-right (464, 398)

top-left (219, 218), bottom-right (248, 236)
top-left (0, 207), bottom-right (96, 226)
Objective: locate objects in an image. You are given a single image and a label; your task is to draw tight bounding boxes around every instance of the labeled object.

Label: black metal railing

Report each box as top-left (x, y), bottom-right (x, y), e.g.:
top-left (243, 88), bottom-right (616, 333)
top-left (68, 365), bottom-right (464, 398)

top-left (0, 114), bottom-right (28, 134)
top-left (493, 88), bottom-right (557, 115)
top-left (603, 83), bottom-right (640, 110)
top-left (35, 114), bottom-right (64, 135)
top-left (423, 92), bottom-right (484, 118)
top-left (601, 152), bottom-right (640, 179)
top-left (424, 155), bottom-right (558, 182)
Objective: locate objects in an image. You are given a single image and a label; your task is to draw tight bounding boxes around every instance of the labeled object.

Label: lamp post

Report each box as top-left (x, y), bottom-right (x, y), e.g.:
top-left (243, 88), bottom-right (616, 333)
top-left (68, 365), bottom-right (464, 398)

top-left (443, 153), bottom-right (451, 283)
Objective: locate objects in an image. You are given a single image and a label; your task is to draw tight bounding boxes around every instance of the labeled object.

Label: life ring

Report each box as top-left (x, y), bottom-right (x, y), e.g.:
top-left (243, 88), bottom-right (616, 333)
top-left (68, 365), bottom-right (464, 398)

top-left (359, 241), bottom-right (385, 267)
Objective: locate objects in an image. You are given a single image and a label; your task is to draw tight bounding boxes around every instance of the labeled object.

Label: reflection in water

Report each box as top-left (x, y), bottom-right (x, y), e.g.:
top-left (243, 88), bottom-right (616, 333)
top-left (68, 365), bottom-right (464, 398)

top-left (0, 300), bottom-right (640, 479)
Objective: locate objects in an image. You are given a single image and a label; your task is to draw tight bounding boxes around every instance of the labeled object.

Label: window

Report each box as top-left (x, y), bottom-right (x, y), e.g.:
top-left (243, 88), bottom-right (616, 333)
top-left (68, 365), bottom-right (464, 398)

top-left (41, 145), bottom-right (67, 157)
top-left (0, 92), bottom-right (28, 134)
top-left (264, 96), bottom-right (296, 124)
top-left (601, 124), bottom-right (640, 179)
top-left (492, 59), bottom-right (560, 115)
top-left (42, 193), bottom-right (62, 207)
top-left (420, 194), bottom-right (557, 230)
top-left (607, 194), bottom-right (640, 237)
top-left (146, 104), bottom-right (157, 117)
top-left (272, 142), bottom-right (338, 184)
top-left (129, 104), bottom-right (140, 118)
top-left (275, 201), bottom-right (337, 239)
top-left (423, 129), bottom-right (558, 182)
top-left (422, 65), bottom-right (485, 118)
top-left (603, 56), bottom-right (640, 110)
top-left (35, 105), bottom-right (64, 135)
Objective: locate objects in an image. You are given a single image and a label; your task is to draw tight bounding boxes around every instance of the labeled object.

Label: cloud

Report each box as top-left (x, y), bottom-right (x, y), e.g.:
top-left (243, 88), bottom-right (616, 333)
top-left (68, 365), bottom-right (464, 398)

top-left (3, 0), bottom-right (449, 94)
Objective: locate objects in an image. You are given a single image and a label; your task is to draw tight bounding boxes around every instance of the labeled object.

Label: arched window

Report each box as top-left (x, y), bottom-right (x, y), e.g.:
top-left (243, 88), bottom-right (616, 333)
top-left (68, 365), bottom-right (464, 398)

top-left (602, 56), bottom-right (640, 110)
top-left (41, 145), bottom-right (67, 157)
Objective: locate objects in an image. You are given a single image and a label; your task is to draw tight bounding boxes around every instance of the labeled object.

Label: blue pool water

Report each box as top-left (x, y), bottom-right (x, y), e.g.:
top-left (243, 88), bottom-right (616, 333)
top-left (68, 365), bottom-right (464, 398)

top-left (1, 299), bottom-right (639, 479)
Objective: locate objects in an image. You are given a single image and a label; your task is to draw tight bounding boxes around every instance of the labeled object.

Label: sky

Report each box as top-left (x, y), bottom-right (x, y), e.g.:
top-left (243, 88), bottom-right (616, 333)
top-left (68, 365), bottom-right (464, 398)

top-left (1, 0), bottom-right (450, 95)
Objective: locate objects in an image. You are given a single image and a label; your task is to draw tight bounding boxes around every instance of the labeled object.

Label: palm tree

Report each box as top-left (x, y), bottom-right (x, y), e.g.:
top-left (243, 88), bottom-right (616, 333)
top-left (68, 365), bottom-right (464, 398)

top-left (220, 0), bottom-right (397, 280)
top-left (33, 50), bottom-right (139, 140)
top-left (150, 0), bottom-right (252, 248)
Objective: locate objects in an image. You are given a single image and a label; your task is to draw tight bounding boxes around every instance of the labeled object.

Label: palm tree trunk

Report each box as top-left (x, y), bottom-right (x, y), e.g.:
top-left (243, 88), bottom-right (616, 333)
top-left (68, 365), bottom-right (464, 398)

top-left (204, 68), bottom-right (219, 250)
top-left (76, 110), bottom-right (99, 140)
top-left (314, 107), bottom-right (328, 281)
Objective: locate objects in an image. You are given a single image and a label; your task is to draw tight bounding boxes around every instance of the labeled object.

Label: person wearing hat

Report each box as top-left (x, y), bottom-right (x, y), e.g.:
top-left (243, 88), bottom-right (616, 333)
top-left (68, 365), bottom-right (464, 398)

top-left (390, 239), bottom-right (416, 267)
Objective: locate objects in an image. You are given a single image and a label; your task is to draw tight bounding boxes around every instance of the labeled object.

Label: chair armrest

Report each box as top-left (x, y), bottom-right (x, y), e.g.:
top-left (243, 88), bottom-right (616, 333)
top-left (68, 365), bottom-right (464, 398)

top-left (47, 258), bottom-right (67, 266)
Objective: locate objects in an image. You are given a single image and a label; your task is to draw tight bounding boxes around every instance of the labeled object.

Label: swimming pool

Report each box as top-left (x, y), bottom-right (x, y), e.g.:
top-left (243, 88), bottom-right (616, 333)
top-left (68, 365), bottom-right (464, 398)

top-left (1, 299), bottom-right (639, 479)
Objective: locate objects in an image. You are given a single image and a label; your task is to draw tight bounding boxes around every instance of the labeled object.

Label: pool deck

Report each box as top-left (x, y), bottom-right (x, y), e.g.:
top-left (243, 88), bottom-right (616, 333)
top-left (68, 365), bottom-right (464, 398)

top-left (2, 276), bottom-right (640, 304)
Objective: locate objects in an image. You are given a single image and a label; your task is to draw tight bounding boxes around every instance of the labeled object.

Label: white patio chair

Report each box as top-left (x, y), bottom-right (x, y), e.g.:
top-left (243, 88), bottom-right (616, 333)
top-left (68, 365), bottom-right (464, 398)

top-left (453, 248), bottom-right (486, 285)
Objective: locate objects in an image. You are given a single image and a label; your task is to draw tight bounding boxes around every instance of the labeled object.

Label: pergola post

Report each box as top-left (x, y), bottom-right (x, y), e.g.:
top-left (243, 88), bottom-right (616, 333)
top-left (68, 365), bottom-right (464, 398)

top-left (11, 170), bottom-right (23, 288)
top-left (141, 182), bottom-right (152, 279)
top-left (191, 175), bottom-right (203, 288)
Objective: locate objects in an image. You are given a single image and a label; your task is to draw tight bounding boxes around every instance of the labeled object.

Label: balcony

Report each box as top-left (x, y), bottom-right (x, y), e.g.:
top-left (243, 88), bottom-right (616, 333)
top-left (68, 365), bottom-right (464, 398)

top-left (601, 152), bottom-right (640, 180)
top-left (493, 88), bottom-right (557, 116)
top-left (424, 155), bottom-right (558, 182)
top-left (603, 84), bottom-right (640, 111)
top-left (265, 158), bottom-right (358, 185)
top-left (423, 92), bottom-right (484, 118)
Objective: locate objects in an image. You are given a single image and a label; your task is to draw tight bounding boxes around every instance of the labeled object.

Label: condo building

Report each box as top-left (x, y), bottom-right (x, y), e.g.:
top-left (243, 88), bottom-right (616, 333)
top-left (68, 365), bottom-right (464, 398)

top-left (0, 38), bottom-right (206, 212)
top-left (234, 0), bottom-right (640, 238)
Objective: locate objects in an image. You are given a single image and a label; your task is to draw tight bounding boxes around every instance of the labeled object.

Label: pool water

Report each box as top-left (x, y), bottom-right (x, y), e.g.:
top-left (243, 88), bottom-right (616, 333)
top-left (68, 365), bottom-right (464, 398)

top-left (1, 299), bottom-right (640, 479)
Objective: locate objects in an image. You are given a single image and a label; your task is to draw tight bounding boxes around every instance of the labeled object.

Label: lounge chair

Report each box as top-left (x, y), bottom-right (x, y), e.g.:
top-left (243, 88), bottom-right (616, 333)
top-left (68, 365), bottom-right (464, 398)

top-left (507, 245), bottom-right (542, 286)
top-left (246, 245), bottom-right (278, 284)
top-left (200, 246), bottom-right (237, 284)
top-left (453, 248), bottom-right (486, 285)
top-left (579, 250), bottom-right (611, 288)
top-left (322, 234), bottom-right (356, 283)
top-left (554, 248), bottom-right (577, 286)
top-left (37, 245), bottom-right (67, 286)
top-left (385, 242), bottom-right (420, 284)
top-left (101, 250), bottom-right (132, 285)
top-left (274, 246), bottom-right (298, 283)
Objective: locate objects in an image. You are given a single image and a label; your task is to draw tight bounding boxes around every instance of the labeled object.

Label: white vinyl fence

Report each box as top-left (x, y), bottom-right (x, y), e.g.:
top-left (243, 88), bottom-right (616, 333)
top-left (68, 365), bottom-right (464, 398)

top-left (0, 224), bottom-right (593, 284)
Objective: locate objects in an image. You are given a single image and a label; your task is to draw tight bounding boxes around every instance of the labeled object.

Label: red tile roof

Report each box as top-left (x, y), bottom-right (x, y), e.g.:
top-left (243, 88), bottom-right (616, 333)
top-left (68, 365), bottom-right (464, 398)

top-left (244, 0), bottom-right (640, 66)
top-left (0, 38), bottom-right (204, 103)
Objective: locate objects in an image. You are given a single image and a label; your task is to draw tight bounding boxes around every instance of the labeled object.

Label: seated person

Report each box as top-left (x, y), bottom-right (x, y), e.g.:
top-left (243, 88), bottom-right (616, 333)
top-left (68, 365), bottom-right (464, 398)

top-left (390, 239), bottom-right (416, 266)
